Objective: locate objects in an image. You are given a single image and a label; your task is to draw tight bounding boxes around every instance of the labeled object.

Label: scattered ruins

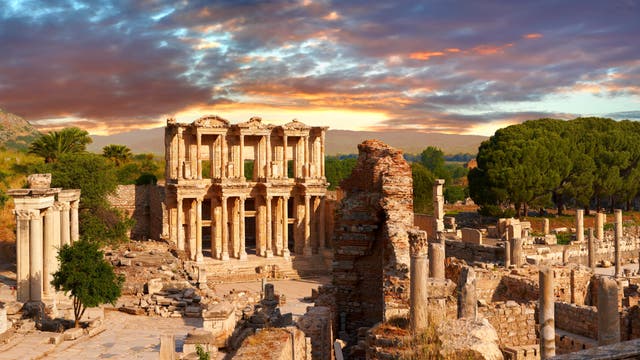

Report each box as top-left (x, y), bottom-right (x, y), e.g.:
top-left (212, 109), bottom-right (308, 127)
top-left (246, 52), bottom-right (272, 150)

top-left (6, 122), bottom-right (640, 359)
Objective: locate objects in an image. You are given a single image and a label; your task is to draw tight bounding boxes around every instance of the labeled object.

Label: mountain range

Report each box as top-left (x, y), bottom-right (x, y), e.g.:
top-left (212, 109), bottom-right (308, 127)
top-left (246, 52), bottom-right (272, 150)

top-left (0, 108), bottom-right (41, 151)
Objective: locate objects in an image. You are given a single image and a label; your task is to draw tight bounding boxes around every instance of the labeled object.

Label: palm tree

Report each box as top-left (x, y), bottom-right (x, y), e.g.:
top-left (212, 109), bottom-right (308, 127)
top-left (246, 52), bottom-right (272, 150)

top-left (102, 144), bottom-right (132, 166)
top-left (29, 127), bottom-right (92, 163)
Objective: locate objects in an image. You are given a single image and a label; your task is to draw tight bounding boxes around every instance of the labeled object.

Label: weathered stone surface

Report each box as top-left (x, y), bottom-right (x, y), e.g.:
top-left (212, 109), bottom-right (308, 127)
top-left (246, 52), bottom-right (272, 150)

top-left (461, 228), bottom-right (483, 244)
top-left (437, 318), bottom-right (504, 360)
top-left (63, 327), bottom-right (84, 341)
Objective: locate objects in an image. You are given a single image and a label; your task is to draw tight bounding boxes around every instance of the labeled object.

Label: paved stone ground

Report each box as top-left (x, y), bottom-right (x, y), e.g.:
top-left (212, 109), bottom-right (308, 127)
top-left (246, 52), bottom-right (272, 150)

top-left (0, 275), bottom-right (328, 359)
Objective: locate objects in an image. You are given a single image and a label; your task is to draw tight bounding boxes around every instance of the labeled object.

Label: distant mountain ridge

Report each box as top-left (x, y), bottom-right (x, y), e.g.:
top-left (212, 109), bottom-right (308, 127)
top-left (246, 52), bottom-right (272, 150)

top-left (0, 108), bottom-right (41, 151)
top-left (90, 126), bottom-right (487, 155)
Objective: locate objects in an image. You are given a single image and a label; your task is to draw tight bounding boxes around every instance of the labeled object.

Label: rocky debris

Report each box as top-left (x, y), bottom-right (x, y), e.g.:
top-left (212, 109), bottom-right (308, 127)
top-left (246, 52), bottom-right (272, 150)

top-left (436, 318), bottom-right (503, 359)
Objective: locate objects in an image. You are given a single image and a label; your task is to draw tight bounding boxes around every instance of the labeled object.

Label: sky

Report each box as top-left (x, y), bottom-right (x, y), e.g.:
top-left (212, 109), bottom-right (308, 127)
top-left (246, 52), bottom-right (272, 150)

top-left (1, 0), bottom-right (639, 136)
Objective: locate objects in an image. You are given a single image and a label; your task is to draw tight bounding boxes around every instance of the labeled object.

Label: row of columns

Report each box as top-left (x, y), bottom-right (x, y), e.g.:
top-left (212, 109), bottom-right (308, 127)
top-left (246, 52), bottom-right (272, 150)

top-left (575, 209), bottom-right (625, 277)
top-left (175, 194), bottom-right (326, 262)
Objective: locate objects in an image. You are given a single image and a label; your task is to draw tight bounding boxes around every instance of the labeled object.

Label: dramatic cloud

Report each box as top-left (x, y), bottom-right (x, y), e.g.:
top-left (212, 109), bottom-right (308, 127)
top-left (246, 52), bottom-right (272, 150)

top-left (0, 0), bottom-right (639, 135)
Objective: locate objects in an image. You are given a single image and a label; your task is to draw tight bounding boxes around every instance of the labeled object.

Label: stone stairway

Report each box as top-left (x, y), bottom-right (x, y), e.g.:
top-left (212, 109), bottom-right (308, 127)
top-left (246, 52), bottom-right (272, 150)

top-left (201, 252), bottom-right (331, 284)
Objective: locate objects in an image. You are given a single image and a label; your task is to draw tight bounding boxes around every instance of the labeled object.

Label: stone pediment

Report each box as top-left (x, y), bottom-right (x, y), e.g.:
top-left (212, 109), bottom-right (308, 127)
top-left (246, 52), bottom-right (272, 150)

top-left (237, 116), bottom-right (269, 130)
top-left (193, 115), bottom-right (230, 128)
top-left (282, 119), bottom-right (310, 130)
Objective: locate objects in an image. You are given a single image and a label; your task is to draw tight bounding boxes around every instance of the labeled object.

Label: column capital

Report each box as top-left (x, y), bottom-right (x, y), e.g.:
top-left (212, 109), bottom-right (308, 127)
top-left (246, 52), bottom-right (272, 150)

top-left (58, 202), bottom-right (71, 211)
top-left (70, 201), bottom-right (79, 210)
top-left (408, 229), bottom-right (428, 257)
top-left (14, 209), bottom-right (32, 220)
top-left (43, 206), bottom-right (56, 216)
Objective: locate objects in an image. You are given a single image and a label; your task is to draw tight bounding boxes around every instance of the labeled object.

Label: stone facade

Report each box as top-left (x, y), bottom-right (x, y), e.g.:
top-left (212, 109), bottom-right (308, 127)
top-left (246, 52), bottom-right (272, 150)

top-left (8, 174), bottom-right (80, 304)
top-left (163, 116), bottom-right (328, 262)
top-left (107, 184), bottom-right (165, 241)
top-left (332, 140), bottom-right (413, 337)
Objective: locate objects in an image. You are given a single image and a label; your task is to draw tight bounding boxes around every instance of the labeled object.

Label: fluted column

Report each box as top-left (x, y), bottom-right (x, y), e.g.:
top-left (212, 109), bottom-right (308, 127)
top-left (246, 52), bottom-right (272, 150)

top-left (275, 197), bottom-right (283, 256)
top-left (283, 135), bottom-right (288, 178)
top-left (70, 201), bottom-right (79, 243)
top-left (176, 196), bottom-right (184, 251)
top-left (239, 197), bottom-right (247, 260)
top-left (29, 210), bottom-right (43, 302)
top-left (239, 135), bottom-right (245, 179)
top-left (304, 136), bottom-right (309, 178)
top-left (221, 134), bottom-right (227, 178)
top-left (266, 135), bottom-right (272, 178)
top-left (177, 128), bottom-right (184, 179)
top-left (196, 131), bottom-right (202, 179)
top-left (320, 131), bottom-right (326, 177)
top-left (60, 202), bottom-right (71, 247)
top-left (221, 196), bottom-right (229, 260)
top-left (282, 196), bottom-right (290, 259)
top-left (303, 195), bottom-right (312, 256)
top-left (318, 197), bottom-right (326, 250)
top-left (615, 209), bottom-right (623, 277)
top-left (195, 198), bottom-right (203, 262)
top-left (576, 209), bottom-right (584, 243)
top-left (408, 229), bottom-right (429, 334)
top-left (43, 207), bottom-right (56, 297)
top-left (265, 196), bottom-right (273, 258)
top-left (15, 210), bottom-right (31, 302)
top-left (539, 267), bottom-right (556, 358)
top-left (596, 211), bottom-right (605, 241)
top-left (212, 198), bottom-right (222, 259)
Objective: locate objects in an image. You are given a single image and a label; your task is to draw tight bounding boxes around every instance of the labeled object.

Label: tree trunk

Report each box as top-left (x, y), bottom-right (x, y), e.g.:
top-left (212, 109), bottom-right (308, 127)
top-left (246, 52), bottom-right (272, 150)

top-left (523, 203), bottom-right (529, 218)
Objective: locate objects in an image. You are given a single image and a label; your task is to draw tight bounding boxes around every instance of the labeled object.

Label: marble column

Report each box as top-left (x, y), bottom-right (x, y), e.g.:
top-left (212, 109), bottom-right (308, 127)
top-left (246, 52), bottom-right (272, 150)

top-left (239, 197), bottom-right (247, 260)
top-left (596, 211), bottom-right (604, 241)
top-left (70, 201), bottom-right (79, 243)
top-left (15, 210), bottom-right (31, 302)
top-left (283, 135), bottom-right (288, 178)
top-left (176, 197), bottom-right (184, 251)
top-left (303, 195), bottom-right (312, 256)
top-left (221, 135), bottom-right (227, 178)
top-left (266, 135), bottom-right (271, 178)
top-left (615, 209), bottom-right (622, 277)
top-left (221, 196), bottom-right (229, 260)
top-left (576, 209), bottom-right (584, 243)
top-left (312, 196), bottom-right (320, 253)
top-left (304, 136), bottom-right (309, 178)
top-left (177, 128), bottom-right (184, 179)
top-left (29, 210), bottom-right (43, 302)
top-left (232, 197), bottom-right (240, 258)
top-left (239, 135), bottom-right (245, 179)
top-left (598, 277), bottom-right (620, 345)
top-left (320, 131), bottom-right (326, 177)
top-left (60, 203), bottom-right (71, 247)
top-left (212, 198), bottom-right (222, 259)
top-left (43, 207), bottom-right (56, 297)
top-left (282, 196), bottom-right (290, 259)
top-left (429, 242), bottom-right (445, 279)
top-left (265, 196), bottom-right (273, 258)
top-left (433, 179), bottom-right (445, 233)
top-left (195, 199), bottom-right (203, 262)
top-left (588, 228), bottom-right (596, 269)
top-left (543, 218), bottom-right (549, 235)
top-left (196, 131), bottom-right (202, 180)
top-left (539, 267), bottom-right (556, 359)
top-left (408, 229), bottom-right (429, 334)
top-left (504, 240), bottom-right (511, 268)
top-left (511, 238), bottom-right (523, 268)
top-left (275, 197), bottom-right (283, 256)
top-left (458, 266), bottom-right (477, 320)
top-left (318, 197), bottom-right (326, 250)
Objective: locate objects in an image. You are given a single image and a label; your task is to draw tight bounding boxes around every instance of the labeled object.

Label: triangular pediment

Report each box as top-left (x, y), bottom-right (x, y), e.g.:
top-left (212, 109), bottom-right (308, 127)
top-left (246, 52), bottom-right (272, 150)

top-left (237, 116), bottom-right (269, 130)
top-left (193, 115), bottom-right (230, 128)
top-left (282, 119), bottom-right (310, 130)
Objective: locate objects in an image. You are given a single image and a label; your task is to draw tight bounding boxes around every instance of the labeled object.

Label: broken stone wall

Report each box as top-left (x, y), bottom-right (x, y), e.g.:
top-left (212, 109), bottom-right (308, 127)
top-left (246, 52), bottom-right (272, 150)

top-left (107, 184), bottom-right (165, 240)
top-left (479, 301), bottom-right (537, 348)
top-left (555, 302), bottom-right (597, 339)
top-left (445, 240), bottom-right (504, 264)
top-left (234, 327), bottom-right (310, 360)
top-left (332, 140), bottom-right (413, 337)
top-left (297, 306), bottom-right (333, 360)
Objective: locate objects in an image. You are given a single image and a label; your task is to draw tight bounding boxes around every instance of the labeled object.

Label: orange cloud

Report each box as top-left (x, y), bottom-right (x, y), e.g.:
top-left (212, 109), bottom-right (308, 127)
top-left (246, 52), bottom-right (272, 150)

top-left (523, 33), bottom-right (543, 39)
top-left (323, 11), bottom-right (340, 21)
top-left (446, 48), bottom-right (461, 53)
top-left (409, 51), bottom-right (445, 60)
top-left (471, 43), bottom-right (513, 55)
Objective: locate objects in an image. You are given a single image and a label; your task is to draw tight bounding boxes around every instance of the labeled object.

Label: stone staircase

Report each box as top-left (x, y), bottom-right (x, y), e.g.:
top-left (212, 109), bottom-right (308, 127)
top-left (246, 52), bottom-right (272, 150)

top-left (201, 252), bottom-right (331, 284)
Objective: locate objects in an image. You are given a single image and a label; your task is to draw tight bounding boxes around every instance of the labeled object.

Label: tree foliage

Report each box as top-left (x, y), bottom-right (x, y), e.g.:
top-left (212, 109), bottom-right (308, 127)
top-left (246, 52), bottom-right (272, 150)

top-left (412, 163), bottom-right (435, 213)
top-left (469, 117), bottom-right (640, 216)
top-left (29, 127), bottom-right (92, 163)
top-left (102, 144), bottom-right (132, 166)
top-left (325, 156), bottom-right (357, 190)
top-left (51, 240), bottom-right (123, 327)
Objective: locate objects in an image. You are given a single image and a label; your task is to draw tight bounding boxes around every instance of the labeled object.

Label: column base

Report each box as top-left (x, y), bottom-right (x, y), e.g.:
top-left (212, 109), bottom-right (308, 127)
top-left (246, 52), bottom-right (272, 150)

top-left (196, 254), bottom-right (204, 263)
top-left (239, 251), bottom-right (248, 261)
top-left (265, 250), bottom-right (274, 258)
top-left (283, 249), bottom-right (291, 260)
top-left (220, 252), bottom-right (229, 261)
top-left (275, 247), bottom-right (283, 256)
top-left (302, 246), bottom-right (313, 256)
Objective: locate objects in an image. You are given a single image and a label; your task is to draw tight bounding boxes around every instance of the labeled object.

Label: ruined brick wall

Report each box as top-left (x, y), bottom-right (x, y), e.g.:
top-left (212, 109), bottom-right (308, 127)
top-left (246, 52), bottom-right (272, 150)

top-left (445, 240), bottom-right (504, 264)
top-left (107, 184), bottom-right (165, 240)
top-left (480, 301), bottom-right (537, 347)
top-left (555, 302), bottom-right (597, 339)
top-left (297, 306), bottom-right (333, 360)
top-left (234, 327), bottom-right (310, 360)
top-left (333, 140), bottom-right (413, 337)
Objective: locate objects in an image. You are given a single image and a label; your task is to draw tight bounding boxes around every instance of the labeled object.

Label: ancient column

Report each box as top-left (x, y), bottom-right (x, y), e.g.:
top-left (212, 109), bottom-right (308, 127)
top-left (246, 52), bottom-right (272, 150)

top-left (320, 131), bottom-right (326, 177)
top-left (60, 202), bottom-right (71, 246)
top-left (433, 179), bottom-right (445, 233)
top-left (408, 229), bottom-right (429, 334)
top-left (283, 135), bottom-right (288, 178)
top-left (304, 136), bottom-right (310, 178)
top-left (266, 135), bottom-right (272, 178)
top-left (176, 197), bottom-right (184, 251)
top-left (543, 218), bottom-right (550, 235)
top-left (312, 196), bottom-right (320, 252)
top-left (576, 209), bottom-right (584, 243)
top-left (195, 199), bottom-right (203, 262)
top-left (160, 333), bottom-right (176, 360)
top-left (239, 135), bottom-right (245, 179)
top-left (43, 207), bottom-right (56, 297)
top-left (29, 210), bottom-right (44, 302)
top-left (15, 210), bottom-right (31, 302)
top-left (539, 267), bottom-right (555, 359)
top-left (598, 277), bottom-right (620, 345)
top-left (232, 197), bottom-right (240, 257)
top-left (196, 131), bottom-right (202, 180)
top-left (221, 196), bottom-right (229, 260)
top-left (274, 197), bottom-right (283, 256)
top-left (596, 211), bottom-right (604, 241)
top-left (221, 134), bottom-right (227, 178)
top-left (318, 197), bottom-right (326, 250)
top-left (70, 200), bottom-right (79, 243)
top-left (303, 195), bottom-right (312, 256)
top-left (429, 242), bottom-right (445, 279)
top-left (239, 197), bottom-right (247, 260)
top-left (265, 196), bottom-right (273, 258)
top-left (511, 238), bottom-right (523, 268)
top-left (212, 198), bottom-right (222, 259)
top-left (282, 196), bottom-right (290, 259)
top-left (458, 266), bottom-right (477, 320)
top-left (504, 240), bottom-right (511, 268)
top-left (177, 128), bottom-right (184, 179)
top-left (615, 209), bottom-right (622, 277)
top-left (588, 228), bottom-right (596, 269)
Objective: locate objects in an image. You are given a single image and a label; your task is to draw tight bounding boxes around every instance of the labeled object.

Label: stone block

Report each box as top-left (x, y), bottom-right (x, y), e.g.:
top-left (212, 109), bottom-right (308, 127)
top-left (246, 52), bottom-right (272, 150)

top-left (0, 308), bottom-right (7, 334)
top-left (461, 228), bottom-right (483, 244)
top-left (63, 327), bottom-right (84, 341)
top-left (146, 278), bottom-right (163, 295)
top-left (4, 301), bottom-right (23, 316)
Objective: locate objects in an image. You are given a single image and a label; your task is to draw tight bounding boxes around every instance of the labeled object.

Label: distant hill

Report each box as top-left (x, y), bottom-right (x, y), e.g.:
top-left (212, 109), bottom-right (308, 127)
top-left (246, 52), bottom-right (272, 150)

top-left (0, 108), bottom-right (41, 151)
top-left (89, 127), bottom-right (487, 156)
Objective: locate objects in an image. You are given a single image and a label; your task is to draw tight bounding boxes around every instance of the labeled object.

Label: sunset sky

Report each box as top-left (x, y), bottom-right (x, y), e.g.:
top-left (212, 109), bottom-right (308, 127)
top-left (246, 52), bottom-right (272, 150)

top-left (1, 0), bottom-right (639, 136)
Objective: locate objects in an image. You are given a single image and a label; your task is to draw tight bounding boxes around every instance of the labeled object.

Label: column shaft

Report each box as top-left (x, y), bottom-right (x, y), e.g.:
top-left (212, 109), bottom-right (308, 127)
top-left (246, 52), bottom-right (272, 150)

top-left (195, 199), bottom-right (203, 262)
top-left (176, 197), bottom-right (184, 251)
top-left (539, 267), bottom-right (556, 359)
top-left (212, 198), bottom-right (221, 259)
top-left (29, 211), bottom-right (44, 302)
top-left (576, 209), bottom-right (584, 243)
top-left (16, 212), bottom-right (30, 302)
top-left (303, 195), bottom-right (312, 256)
top-left (239, 135), bottom-right (245, 179)
top-left (598, 277), bottom-right (620, 345)
top-left (70, 201), bottom-right (79, 243)
top-left (615, 209), bottom-right (622, 277)
top-left (265, 196), bottom-right (273, 257)
top-left (588, 228), bottom-right (595, 269)
top-left (429, 242), bottom-right (445, 279)
top-left (266, 135), bottom-right (272, 178)
top-left (596, 212), bottom-right (604, 241)
top-left (43, 208), bottom-right (56, 296)
top-left (408, 230), bottom-right (429, 333)
top-left (318, 197), bottom-right (326, 250)
top-left (60, 204), bottom-right (70, 246)
top-left (221, 196), bottom-right (229, 260)
top-left (239, 197), bottom-right (247, 260)
top-left (282, 196), bottom-right (290, 259)
top-left (196, 131), bottom-right (202, 180)
top-left (275, 197), bottom-right (283, 256)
